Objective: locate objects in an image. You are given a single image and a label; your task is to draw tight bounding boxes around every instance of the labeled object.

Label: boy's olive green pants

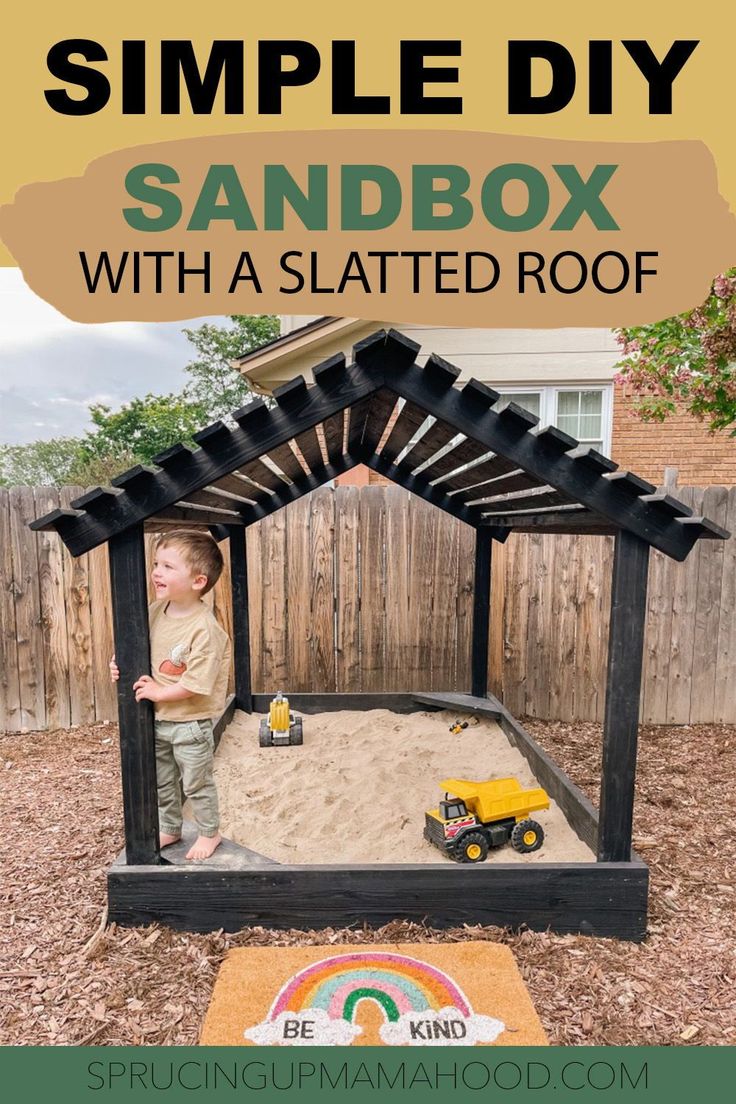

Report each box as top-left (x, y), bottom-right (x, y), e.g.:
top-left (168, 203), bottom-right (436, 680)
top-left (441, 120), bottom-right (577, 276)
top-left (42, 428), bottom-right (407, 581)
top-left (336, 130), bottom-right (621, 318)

top-left (154, 718), bottom-right (219, 838)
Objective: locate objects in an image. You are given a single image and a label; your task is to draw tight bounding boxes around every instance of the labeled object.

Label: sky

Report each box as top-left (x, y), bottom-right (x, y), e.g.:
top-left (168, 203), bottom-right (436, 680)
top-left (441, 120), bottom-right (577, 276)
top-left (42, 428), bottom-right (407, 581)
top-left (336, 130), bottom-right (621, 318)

top-left (0, 268), bottom-right (227, 445)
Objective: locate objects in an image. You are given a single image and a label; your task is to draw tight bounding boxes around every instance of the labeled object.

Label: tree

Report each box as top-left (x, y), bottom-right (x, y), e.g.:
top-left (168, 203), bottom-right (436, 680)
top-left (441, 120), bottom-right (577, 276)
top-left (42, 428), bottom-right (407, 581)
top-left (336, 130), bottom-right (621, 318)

top-left (0, 436), bottom-right (83, 486)
top-left (0, 394), bottom-right (203, 488)
top-left (615, 268), bottom-right (736, 434)
top-left (78, 393), bottom-right (207, 469)
top-left (182, 314), bottom-right (280, 420)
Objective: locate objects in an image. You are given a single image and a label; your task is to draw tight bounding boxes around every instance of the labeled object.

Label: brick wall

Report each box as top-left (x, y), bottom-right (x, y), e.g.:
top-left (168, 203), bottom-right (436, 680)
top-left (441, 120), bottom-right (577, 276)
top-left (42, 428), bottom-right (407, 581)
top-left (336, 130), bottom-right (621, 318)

top-left (611, 386), bottom-right (736, 486)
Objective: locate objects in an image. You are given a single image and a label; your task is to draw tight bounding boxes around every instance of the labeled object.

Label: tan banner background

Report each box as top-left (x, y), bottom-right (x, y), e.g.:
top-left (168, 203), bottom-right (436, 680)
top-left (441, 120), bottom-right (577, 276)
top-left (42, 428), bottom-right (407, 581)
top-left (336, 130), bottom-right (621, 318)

top-left (1, 129), bottom-right (734, 325)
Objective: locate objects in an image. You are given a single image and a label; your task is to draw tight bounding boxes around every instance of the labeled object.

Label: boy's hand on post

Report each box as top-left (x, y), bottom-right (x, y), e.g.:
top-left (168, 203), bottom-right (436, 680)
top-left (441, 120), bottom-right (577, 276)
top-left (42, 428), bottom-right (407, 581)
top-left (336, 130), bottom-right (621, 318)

top-left (109, 656), bottom-right (119, 682)
top-left (133, 674), bottom-right (163, 703)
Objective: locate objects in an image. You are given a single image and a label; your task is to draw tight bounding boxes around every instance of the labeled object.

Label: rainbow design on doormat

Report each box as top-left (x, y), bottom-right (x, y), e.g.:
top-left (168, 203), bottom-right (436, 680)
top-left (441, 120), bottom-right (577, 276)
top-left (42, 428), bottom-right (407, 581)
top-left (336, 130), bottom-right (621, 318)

top-left (244, 952), bottom-right (506, 1046)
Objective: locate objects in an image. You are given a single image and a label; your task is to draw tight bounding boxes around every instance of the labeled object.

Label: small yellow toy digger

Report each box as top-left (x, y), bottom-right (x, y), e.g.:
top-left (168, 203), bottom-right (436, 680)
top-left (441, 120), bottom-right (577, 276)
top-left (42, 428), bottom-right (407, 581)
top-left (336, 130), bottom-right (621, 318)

top-left (424, 777), bottom-right (550, 862)
top-left (259, 691), bottom-right (303, 747)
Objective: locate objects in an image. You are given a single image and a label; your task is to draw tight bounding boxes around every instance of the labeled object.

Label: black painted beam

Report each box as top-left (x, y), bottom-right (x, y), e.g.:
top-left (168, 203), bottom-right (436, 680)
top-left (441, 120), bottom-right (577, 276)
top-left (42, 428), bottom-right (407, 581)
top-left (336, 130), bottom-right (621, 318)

top-left (228, 526), bottom-right (252, 713)
top-left (107, 861), bottom-right (648, 940)
top-left (108, 524), bottom-right (161, 866)
top-left (471, 529), bottom-right (492, 697)
top-left (480, 510), bottom-right (616, 534)
top-left (597, 530), bottom-right (650, 863)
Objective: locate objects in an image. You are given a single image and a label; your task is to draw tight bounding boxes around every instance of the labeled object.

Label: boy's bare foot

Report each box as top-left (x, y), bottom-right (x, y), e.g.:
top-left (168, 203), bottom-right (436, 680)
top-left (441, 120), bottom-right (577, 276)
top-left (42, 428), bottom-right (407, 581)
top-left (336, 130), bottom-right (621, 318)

top-left (186, 834), bottom-right (222, 860)
top-left (160, 832), bottom-right (181, 848)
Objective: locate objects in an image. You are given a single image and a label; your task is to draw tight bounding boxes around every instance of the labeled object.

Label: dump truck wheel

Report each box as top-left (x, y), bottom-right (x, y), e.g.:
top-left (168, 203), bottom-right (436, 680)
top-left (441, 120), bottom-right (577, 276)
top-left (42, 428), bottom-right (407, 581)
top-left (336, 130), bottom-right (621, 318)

top-left (289, 720), bottom-right (303, 746)
top-left (258, 719), bottom-right (272, 748)
top-left (454, 832), bottom-right (489, 864)
top-left (511, 819), bottom-right (544, 853)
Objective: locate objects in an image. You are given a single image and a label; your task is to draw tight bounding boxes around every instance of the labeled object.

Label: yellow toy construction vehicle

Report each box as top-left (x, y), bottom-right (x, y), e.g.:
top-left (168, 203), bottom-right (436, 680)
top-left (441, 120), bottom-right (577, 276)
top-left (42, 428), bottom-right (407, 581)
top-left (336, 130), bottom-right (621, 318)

top-left (259, 691), bottom-right (303, 747)
top-left (424, 778), bottom-right (550, 863)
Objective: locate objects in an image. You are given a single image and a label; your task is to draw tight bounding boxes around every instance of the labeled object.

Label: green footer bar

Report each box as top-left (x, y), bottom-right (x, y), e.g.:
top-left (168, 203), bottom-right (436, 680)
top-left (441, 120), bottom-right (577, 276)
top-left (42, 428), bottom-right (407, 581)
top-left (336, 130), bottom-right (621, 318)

top-left (1, 1046), bottom-right (734, 1104)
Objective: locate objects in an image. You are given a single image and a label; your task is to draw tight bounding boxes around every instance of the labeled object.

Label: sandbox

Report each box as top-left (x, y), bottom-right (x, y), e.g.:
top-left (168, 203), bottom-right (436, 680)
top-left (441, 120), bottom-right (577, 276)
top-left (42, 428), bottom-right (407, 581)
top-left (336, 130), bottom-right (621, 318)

top-left (108, 690), bottom-right (648, 937)
top-left (214, 708), bottom-right (595, 866)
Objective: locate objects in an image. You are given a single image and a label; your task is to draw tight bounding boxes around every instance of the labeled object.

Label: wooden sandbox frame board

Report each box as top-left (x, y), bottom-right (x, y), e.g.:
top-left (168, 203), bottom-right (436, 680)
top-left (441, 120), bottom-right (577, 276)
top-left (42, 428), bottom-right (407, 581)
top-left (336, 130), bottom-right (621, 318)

top-left (107, 692), bottom-right (648, 941)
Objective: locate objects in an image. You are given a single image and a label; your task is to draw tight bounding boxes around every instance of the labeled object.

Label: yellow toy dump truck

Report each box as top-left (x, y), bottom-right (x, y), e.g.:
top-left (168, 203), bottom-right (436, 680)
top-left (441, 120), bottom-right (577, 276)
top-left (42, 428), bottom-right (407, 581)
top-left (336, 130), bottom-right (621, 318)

top-left (259, 691), bottom-right (303, 747)
top-left (424, 778), bottom-right (550, 862)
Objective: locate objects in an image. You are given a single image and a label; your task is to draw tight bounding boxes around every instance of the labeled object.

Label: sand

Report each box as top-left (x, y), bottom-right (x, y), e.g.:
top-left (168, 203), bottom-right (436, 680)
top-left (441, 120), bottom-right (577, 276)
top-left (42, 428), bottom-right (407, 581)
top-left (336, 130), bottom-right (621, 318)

top-left (213, 708), bottom-right (595, 865)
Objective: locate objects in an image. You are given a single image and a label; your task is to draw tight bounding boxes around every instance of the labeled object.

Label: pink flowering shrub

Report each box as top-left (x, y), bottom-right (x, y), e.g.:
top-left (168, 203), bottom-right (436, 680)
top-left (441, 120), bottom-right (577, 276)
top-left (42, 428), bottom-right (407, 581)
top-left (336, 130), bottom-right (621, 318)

top-left (615, 268), bottom-right (736, 434)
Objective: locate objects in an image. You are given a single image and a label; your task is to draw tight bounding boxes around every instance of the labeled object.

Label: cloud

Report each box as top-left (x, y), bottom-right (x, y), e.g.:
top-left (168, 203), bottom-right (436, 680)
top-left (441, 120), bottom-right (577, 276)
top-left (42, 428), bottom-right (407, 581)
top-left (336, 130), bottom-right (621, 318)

top-left (379, 1008), bottom-right (506, 1047)
top-left (244, 1009), bottom-right (363, 1047)
top-left (0, 269), bottom-right (228, 444)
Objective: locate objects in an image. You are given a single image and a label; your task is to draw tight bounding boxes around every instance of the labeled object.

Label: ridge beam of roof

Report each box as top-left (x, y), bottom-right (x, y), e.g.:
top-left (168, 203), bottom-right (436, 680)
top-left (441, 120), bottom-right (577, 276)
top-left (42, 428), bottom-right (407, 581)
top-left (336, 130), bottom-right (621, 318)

top-left (384, 357), bottom-right (703, 561)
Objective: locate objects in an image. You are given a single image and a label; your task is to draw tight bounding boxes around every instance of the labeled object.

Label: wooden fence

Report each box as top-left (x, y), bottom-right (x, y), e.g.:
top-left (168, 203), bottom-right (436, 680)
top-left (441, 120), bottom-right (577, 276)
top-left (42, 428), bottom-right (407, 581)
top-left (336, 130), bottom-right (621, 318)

top-left (1, 484), bottom-right (733, 732)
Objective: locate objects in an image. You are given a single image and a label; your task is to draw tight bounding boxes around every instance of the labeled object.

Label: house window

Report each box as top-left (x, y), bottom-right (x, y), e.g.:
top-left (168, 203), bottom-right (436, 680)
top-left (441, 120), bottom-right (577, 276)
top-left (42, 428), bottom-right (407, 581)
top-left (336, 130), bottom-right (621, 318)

top-left (555, 389), bottom-right (605, 452)
top-left (497, 391), bottom-right (542, 419)
top-left (495, 386), bottom-right (612, 454)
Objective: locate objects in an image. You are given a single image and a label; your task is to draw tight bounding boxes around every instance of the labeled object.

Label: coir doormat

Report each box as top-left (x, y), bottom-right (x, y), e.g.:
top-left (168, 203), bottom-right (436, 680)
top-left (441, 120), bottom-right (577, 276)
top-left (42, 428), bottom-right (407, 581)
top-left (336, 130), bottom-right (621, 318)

top-left (200, 943), bottom-right (548, 1046)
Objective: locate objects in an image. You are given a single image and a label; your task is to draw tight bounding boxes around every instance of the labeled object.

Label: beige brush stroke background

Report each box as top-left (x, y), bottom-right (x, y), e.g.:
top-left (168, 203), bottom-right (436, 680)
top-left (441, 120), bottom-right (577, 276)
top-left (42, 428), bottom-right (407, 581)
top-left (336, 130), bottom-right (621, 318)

top-left (0, 130), bottom-right (734, 326)
top-left (2, 0), bottom-right (735, 322)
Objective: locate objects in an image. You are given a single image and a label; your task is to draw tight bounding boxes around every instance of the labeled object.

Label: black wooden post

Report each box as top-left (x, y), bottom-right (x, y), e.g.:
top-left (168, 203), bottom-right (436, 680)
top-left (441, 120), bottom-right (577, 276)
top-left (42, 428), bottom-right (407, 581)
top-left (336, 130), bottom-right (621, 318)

top-left (471, 527), bottom-right (493, 698)
top-left (598, 530), bottom-right (650, 862)
top-left (228, 525), bottom-right (252, 712)
top-left (108, 524), bottom-right (161, 865)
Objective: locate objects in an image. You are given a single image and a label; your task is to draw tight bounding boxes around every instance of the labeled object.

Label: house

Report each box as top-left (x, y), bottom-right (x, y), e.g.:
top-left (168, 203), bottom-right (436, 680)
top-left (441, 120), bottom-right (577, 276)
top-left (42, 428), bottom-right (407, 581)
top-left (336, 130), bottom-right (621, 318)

top-left (235, 317), bottom-right (736, 487)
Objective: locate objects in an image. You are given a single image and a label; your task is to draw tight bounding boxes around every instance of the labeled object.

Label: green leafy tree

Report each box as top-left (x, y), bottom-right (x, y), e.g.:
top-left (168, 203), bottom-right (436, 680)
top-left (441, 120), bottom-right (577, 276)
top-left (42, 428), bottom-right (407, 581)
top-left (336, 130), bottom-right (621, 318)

top-left (182, 314), bottom-right (280, 419)
top-left (65, 448), bottom-right (140, 487)
top-left (78, 393), bottom-right (207, 469)
top-left (0, 437), bottom-right (84, 486)
top-left (615, 268), bottom-right (736, 434)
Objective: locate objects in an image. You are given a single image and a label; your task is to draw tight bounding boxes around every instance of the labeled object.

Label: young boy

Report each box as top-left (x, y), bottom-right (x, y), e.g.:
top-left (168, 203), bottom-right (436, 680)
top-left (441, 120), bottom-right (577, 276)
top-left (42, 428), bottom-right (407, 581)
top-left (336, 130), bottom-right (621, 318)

top-left (110, 529), bottom-right (231, 860)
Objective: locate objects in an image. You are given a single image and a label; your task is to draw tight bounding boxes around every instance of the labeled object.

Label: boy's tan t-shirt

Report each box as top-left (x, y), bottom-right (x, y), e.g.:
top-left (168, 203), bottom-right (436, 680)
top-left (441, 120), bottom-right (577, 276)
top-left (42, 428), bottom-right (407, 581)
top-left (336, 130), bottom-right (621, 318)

top-left (149, 600), bottom-right (231, 721)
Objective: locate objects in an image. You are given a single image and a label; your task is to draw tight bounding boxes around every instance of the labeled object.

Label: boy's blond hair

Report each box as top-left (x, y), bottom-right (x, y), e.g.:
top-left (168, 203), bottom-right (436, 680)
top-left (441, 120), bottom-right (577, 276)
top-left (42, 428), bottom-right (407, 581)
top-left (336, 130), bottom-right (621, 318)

top-left (154, 529), bottom-right (224, 595)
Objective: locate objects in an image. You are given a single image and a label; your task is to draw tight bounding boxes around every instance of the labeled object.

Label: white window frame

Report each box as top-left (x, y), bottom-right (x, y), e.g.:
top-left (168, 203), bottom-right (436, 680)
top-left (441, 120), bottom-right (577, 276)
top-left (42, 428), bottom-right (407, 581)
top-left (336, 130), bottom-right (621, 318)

top-left (495, 384), bottom-right (613, 454)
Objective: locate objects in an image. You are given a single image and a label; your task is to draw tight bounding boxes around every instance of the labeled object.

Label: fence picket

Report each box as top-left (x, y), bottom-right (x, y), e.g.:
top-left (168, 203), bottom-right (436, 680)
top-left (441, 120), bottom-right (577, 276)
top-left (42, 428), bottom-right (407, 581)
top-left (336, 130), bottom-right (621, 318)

top-left (9, 487), bottom-right (45, 730)
top-left (286, 496), bottom-right (312, 692)
top-left (335, 486), bottom-right (360, 692)
top-left (714, 488), bottom-right (736, 722)
top-left (34, 487), bottom-right (70, 730)
top-left (359, 487), bottom-right (387, 691)
top-left (0, 488), bottom-right (21, 732)
top-left (310, 489), bottom-right (336, 692)
top-left (59, 487), bottom-right (95, 726)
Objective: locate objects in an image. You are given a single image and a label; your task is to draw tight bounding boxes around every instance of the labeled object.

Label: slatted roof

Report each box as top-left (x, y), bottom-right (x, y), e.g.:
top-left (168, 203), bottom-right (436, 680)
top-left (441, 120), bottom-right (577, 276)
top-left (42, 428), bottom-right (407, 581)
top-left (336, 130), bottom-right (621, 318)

top-left (30, 329), bottom-right (730, 561)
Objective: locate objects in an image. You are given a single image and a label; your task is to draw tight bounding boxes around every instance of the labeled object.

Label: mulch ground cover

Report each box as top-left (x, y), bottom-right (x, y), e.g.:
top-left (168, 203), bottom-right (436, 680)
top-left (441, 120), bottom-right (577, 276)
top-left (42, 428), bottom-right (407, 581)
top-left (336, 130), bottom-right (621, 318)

top-left (1, 716), bottom-right (734, 1046)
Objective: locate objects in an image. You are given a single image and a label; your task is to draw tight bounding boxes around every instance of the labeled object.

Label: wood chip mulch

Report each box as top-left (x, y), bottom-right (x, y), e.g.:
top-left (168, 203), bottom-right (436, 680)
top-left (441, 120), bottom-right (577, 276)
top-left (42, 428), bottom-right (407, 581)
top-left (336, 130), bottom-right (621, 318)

top-left (1, 717), bottom-right (734, 1047)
